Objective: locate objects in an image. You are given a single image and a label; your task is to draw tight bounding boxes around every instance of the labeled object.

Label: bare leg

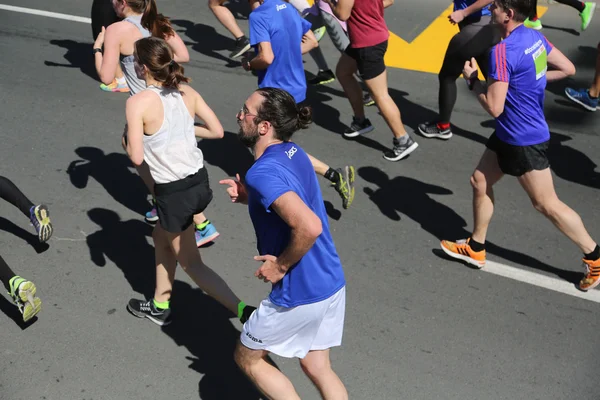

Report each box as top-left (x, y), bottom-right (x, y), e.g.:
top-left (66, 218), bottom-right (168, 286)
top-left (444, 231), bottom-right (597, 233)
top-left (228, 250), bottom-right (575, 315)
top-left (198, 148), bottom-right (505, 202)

top-left (300, 349), bottom-right (348, 400)
top-left (152, 222), bottom-right (178, 303)
top-left (589, 42), bottom-right (600, 97)
top-left (308, 154), bottom-right (330, 177)
top-left (518, 168), bottom-right (597, 253)
top-left (470, 149), bottom-right (504, 244)
top-left (363, 70), bottom-right (407, 138)
top-left (336, 53), bottom-right (365, 118)
top-left (235, 342), bottom-right (301, 400)
top-left (209, 0), bottom-right (244, 39)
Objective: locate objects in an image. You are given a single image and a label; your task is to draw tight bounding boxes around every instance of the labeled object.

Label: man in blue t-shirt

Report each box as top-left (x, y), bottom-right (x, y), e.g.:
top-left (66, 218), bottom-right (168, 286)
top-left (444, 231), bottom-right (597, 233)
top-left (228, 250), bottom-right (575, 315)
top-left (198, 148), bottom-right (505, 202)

top-left (440, 0), bottom-right (600, 292)
top-left (220, 87), bottom-right (348, 399)
top-left (241, 0), bottom-right (358, 213)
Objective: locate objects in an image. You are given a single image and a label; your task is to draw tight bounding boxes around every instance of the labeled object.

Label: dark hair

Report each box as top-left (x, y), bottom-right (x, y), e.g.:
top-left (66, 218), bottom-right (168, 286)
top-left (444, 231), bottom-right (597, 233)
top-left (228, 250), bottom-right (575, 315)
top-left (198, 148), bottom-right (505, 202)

top-left (496, 0), bottom-right (533, 22)
top-left (254, 88), bottom-right (313, 141)
top-left (125, 0), bottom-right (174, 39)
top-left (134, 37), bottom-right (190, 89)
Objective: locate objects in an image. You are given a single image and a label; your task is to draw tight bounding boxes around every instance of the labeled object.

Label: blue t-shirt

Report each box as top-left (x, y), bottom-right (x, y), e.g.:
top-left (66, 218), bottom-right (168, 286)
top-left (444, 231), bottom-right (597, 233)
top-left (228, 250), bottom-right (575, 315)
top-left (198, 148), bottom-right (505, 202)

top-left (244, 142), bottom-right (346, 308)
top-left (488, 25), bottom-right (553, 146)
top-left (249, 0), bottom-right (312, 103)
top-left (454, 0), bottom-right (491, 17)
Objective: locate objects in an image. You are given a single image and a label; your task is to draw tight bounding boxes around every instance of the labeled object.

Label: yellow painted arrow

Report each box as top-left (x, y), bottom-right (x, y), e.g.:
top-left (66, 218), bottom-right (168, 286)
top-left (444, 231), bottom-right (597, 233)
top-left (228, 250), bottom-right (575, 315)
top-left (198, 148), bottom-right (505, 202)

top-left (384, 4), bottom-right (549, 74)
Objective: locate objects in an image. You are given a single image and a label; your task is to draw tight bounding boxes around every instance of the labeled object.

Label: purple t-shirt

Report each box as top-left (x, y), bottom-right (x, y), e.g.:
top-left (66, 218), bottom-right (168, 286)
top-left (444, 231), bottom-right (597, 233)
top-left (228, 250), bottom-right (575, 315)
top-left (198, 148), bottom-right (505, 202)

top-left (488, 25), bottom-right (554, 146)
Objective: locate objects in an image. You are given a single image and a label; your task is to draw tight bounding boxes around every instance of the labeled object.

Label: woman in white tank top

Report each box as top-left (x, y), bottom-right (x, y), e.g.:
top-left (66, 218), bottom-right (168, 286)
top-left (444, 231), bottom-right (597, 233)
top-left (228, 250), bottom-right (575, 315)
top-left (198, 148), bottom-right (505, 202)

top-left (93, 0), bottom-right (220, 246)
top-left (124, 36), bottom-right (255, 326)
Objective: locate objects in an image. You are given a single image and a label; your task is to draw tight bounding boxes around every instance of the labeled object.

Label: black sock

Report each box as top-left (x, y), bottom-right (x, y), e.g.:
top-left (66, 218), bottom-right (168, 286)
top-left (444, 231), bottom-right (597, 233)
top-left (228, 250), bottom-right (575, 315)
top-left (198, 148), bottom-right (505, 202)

top-left (584, 245), bottom-right (600, 261)
top-left (469, 238), bottom-right (485, 252)
top-left (588, 90), bottom-right (598, 100)
top-left (324, 168), bottom-right (339, 183)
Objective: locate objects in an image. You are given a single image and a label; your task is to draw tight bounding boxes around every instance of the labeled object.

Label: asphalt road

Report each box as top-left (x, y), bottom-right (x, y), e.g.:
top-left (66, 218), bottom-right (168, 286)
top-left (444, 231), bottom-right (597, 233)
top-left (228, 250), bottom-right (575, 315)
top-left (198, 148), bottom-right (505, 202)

top-left (0, 1), bottom-right (599, 399)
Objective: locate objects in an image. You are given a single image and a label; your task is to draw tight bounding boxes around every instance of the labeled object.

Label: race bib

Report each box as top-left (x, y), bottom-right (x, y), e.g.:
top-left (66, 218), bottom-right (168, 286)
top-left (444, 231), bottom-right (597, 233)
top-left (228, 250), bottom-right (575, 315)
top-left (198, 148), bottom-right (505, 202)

top-left (532, 44), bottom-right (548, 80)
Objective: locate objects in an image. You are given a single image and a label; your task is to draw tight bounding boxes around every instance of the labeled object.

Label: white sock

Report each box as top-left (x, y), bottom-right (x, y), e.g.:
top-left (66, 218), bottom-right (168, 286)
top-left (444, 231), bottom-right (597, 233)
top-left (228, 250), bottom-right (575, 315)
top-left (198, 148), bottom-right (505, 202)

top-left (116, 76), bottom-right (126, 85)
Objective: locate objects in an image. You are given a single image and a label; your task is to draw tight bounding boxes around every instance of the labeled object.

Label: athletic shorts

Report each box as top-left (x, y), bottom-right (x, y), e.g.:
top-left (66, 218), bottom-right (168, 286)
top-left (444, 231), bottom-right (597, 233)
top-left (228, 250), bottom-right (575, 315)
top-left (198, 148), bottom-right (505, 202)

top-left (486, 132), bottom-right (550, 177)
top-left (345, 40), bottom-right (388, 80)
top-left (241, 286), bottom-right (346, 359)
top-left (91, 0), bottom-right (121, 39)
top-left (154, 167), bottom-right (213, 233)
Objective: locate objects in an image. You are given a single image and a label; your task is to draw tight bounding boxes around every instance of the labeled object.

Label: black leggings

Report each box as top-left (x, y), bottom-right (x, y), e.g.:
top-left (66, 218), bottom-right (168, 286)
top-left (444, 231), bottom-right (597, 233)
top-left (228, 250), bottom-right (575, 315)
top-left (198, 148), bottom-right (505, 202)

top-left (0, 176), bottom-right (35, 291)
top-left (91, 0), bottom-right (121, 40)
top-left (531, 0), bottom-right (585, 18)
top-left (437, 16), bottom-right (501, 123)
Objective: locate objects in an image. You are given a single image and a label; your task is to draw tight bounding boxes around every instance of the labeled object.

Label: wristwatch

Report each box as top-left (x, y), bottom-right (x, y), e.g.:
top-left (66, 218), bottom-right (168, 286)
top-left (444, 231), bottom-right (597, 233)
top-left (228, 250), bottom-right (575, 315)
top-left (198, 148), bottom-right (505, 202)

top-left (93, 48), bottom-right (103, 54)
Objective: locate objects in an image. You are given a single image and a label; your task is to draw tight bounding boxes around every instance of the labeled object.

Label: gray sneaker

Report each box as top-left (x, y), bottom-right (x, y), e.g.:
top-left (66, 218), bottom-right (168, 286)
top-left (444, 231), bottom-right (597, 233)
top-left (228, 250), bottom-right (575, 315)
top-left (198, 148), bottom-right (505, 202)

top-left (383, 135), bottom-right (419, 161)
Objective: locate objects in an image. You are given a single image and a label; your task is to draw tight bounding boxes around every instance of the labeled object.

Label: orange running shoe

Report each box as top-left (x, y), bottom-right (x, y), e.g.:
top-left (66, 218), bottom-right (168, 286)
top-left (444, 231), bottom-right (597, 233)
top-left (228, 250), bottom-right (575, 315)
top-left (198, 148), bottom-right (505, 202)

top-left (440, 238), bottom-right (486, 269)
top-left (579, 257), bottom-right (600, 291)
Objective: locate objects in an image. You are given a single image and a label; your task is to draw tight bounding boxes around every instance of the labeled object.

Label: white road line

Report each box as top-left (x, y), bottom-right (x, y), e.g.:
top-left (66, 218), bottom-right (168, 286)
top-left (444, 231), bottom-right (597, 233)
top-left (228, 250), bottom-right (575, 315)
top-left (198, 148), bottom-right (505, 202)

top-left (485, 260), bottom-right (600, 303)
top-left (0, 4), bottom-right (91, 24)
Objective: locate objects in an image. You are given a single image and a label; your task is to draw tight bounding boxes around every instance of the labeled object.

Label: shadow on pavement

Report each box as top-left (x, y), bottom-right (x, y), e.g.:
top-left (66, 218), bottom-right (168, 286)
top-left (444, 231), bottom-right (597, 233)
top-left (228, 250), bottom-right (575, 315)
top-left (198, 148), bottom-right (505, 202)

top-left (198, 131), bottom-right (255, 180)
top-left (358, 166), bottom-right (582, 284)
top-left (171, 20), bottom-right (242, 68)
top-left (86, 208), bottom-right (156, 297)
top-left (67, 147), bottom-right (151, 218)
top-left (162, 280), bottom-right (269, 400)
top-left (548, 131), bottom-right (600, 189)
top-left (0, 217), bottom-right (49, 254)
top-left (44, 39), bottom-right (99, 82)
top-left (539, 24), bottom-right (580, 36)
top-left (0, 294), bottom-right (38, 329)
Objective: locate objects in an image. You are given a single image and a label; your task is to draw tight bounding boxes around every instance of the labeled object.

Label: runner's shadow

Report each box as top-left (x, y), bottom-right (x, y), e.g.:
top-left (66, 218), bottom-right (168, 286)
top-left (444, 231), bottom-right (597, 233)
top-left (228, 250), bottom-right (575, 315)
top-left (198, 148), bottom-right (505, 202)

top-left (359, 166), bottom-right (581, 283)
top-left (171, 20), bottom-right (242, 68)
top-left (0, 294), bottom-right (38, 329)
top-left (548, 131), bottom-right (600, 189)
top-left (85, 208), bottom-right (156, 297)
top-left (538, 24), bottom-right (579, 36)
top-left (162, 281), bottom-right (269, 400)
top-left (0, 217), bottom-right (49, 254)
top-left (198, 132), bottom-right (255, 179)
top-left (67, 147), bottom-right (151, 217)
top-left (44, 39), bottom-right (99, 82)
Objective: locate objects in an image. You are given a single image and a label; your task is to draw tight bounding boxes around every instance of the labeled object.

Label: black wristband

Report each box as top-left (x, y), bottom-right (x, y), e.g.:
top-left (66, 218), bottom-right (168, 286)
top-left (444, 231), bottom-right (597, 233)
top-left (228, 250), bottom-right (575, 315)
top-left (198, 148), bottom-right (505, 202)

top-left (93, 48), bottom-right (103, 54)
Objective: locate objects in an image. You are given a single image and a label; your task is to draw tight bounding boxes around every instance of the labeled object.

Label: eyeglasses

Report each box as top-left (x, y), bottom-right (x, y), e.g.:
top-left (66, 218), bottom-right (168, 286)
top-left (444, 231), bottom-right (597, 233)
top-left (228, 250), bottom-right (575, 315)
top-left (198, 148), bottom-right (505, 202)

top-left (237, 104), bottom-right (256, 120)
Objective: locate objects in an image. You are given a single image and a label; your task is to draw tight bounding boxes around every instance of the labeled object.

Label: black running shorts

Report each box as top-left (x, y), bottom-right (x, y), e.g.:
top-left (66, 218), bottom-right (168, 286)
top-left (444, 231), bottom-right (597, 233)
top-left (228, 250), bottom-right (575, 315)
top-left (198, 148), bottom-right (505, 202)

top-left (344, 40), bottom-right (388, 81)
top-left (154, 167), bottom-right (213, 233)
top-left (486, 132), bottom-right (550, 177)
top-left (91, 0), bottom-right (121, 39)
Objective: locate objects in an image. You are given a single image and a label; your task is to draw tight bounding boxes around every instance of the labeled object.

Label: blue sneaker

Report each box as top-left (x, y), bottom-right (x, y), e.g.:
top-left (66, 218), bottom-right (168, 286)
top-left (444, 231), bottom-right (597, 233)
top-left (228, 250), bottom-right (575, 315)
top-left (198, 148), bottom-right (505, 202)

top-left (565, 87), bottom-right (599, 111)
top-left (195, 221), bottom-right (220, 247)
top-left (145, 205), bottom-right (158, 223)
top-left (29, 205), bottom-right (53, 243)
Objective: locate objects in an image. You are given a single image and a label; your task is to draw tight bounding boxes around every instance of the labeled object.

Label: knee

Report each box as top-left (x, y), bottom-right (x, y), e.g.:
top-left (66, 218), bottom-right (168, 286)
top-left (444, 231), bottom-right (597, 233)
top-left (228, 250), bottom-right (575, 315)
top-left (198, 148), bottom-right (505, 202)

top-left (299, 356), bottom-right (330, 380)
top-left (234, 343), bottom-right (256, 375)
top-left (470, 172), bottom-right (487, 195)
top-left (531, 197), bottom-right (559, 218)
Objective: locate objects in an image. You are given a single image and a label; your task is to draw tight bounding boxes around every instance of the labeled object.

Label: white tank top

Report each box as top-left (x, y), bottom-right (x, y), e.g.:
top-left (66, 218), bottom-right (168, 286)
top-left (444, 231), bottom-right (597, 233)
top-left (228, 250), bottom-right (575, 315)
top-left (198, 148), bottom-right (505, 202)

top-left (142, 86), bottom-right (204, 184)
top-left (120, 15), bottom-right (151, 96)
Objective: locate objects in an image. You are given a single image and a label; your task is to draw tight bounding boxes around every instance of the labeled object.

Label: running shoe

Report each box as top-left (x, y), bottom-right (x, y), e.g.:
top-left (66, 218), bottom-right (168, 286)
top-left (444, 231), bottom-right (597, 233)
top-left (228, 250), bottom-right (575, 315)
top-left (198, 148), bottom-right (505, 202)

top-left (579, 257), bottom-right (600, 291)
top-left (343, 117), bottom-right (374, 138)
top-left (363, 93), bottom-right (375, 107)
top-left (418, 122), bottom-right (453, 140)
top-left (30, 205), bottom-right (53, 243)
top-left (565, 87), bottom-right (599, 111)
top-left (309, 70), bottom-right (336, 85)
top-left (127, 299), bottom-right (172, 326)
top-left (580, 2), bottom-right (596, 31)
top-left (9, 276), bottom-right (42, 323)
top-left (440, 238), bottom-right (486, 269)
top-left (313, 26), bottom-right (327, 42)
top-left (524, 18), bottom-right (543, 30)
top-left (100, 79), bottom-right (129, 93)
top-left (195, 221), bottom-right (220, 247)
top-left (332, 166), bottom-right (355, 210)
top-left (145, 204), bottom-right (159, 223)
top-left (230, 36), bottom-right (251, 59)
top-left (383, 135), bottom-right (419, 162)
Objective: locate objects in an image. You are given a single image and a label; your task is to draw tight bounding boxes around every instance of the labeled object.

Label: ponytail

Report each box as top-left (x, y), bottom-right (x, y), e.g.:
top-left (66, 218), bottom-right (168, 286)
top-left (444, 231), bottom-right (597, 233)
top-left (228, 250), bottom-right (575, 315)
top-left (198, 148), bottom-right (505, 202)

top-left (134, 37), bottom-right (190, 90)
top-left (163, 60), bottom-right (190, 90)
top-left (131, 0), bottom-right (174, 39)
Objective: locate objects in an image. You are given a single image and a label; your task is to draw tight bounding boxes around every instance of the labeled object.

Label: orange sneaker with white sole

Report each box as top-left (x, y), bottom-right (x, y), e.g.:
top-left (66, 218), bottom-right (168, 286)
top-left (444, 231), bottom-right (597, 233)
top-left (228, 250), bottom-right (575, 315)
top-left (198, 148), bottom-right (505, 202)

top-left (440, 238), bottom-right (486, 269)
top-left (579, 257), bottom-right (600, 291)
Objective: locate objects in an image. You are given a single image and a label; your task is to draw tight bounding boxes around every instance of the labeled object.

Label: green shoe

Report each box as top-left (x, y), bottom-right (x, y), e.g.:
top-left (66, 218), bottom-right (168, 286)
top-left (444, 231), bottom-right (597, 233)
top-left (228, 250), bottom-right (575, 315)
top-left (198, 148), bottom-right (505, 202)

top-left (332, 166), bottom-right (355, 210)
top-left (9, 276), bottom-right (42, 322)
top-left (524, 17), bottom-right (543, 30)
top-left (580, 2), bottom-right (596, 31)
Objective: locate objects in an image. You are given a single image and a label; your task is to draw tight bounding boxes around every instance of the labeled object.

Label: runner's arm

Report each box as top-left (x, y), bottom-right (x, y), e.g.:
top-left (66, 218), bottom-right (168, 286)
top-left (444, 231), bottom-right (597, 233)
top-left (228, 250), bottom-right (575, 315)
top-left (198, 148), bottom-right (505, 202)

top-left (124, 97), bottom-right (146, 166)
top-left (269, 191), bottom-right (323, 272)
top-left (546, 46), bottom-right (576, 82)
top-left (183, 87), bottom-right (224, 139)
top-left (472, 79), bottom-right (508, 118)
top-left (165, 32), bottom-right (190, 63)
top-left (322, 0), bottom-right (355, 21)
top-left (249, 42), bottom-right (274, 70)
top-left (94, 24), bottom-right (121, 85)
top-left (301, 30), bottom-right (319, 54)
top-left (383, 0), bottom-right (394, 8)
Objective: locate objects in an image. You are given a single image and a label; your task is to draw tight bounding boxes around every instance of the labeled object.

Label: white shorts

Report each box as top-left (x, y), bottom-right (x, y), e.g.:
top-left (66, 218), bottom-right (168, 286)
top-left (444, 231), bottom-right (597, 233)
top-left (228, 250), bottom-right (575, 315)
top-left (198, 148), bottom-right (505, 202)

top-left (240, 286), bottom-right (346, 359)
